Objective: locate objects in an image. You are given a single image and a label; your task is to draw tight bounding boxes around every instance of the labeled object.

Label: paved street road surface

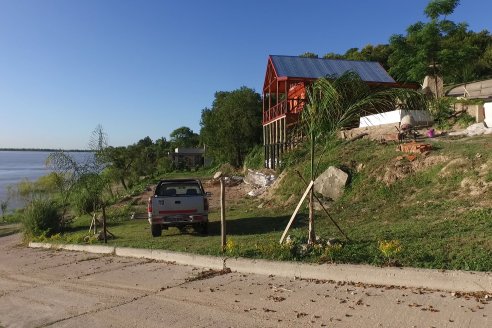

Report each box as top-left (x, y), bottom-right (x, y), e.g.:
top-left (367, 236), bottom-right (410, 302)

top-left (0, 234), bottom-right (490, 327)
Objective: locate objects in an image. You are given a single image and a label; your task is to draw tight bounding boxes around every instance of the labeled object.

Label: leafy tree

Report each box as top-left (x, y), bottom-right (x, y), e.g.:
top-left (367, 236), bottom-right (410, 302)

top-left (344, 48), bottom-right (364, 61)
top-left (135, 136), bottom-right (152, 148)
top-left (360, 44), bottom-right (392, 69)
top-left (387, 0), bottom-right (487, 85)
top-left (323, 52), bottom-right (344, 60)
top-left (301, 72), bottom-right (427, 244)
top-left (130, 137), bottom-right (158, 177)
top-left (299, 52), bottom-right (319, 58)
top-left (99, 146), bottom-right (134, 190)
top-left (169, 126), bottom-right (200, 149)
top-left (200, 87), bottom-right (262, 167)
top-left (47, 125), bottom-right (112, 242)
top-left (0, 199), bottom-right (8, 218)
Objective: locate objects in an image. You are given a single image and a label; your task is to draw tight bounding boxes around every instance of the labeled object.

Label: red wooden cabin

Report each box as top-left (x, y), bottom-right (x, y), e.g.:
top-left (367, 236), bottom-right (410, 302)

top-left (262, 55), bottom-right (406, 169)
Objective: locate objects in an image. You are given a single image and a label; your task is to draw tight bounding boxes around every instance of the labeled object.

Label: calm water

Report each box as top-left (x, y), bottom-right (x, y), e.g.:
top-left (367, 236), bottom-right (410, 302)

top-left (0, 151), bottom-right (93, 210)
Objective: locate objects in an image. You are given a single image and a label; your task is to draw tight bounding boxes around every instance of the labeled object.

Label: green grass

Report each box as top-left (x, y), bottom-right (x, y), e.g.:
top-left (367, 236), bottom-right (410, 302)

top-left (32, 135), bottom-right (492, 272)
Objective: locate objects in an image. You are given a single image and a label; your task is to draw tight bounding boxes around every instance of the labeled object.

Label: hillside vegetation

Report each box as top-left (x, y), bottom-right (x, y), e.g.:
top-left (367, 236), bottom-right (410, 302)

top-left (38, 134), bottom-right (492, 272)
top-left (260, 135), bottom-right (492, 271)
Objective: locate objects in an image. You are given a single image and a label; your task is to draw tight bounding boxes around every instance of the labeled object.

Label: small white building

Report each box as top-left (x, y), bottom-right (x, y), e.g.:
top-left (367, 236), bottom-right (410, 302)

top-left (359, 109), bottom-right (433, 128)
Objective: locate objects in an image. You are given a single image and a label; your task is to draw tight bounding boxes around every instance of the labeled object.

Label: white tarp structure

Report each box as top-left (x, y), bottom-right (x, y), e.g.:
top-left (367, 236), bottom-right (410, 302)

top-left (359, 110), bottom-right (433, 128)
top-left (484, 102), bottom-right (492, 127)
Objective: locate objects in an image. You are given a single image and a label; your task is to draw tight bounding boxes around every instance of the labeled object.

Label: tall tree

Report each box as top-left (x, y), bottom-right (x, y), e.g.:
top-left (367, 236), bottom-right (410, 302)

top-left (200, 87), bottom-right (262, 167)
top-left (387, 0), bottom-right (485, 85)
top-left (169, 126), bottom-right (200, 149)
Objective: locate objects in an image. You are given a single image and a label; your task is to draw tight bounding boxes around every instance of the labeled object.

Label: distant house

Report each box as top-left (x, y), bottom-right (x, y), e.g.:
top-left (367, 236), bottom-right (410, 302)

top-left (446, 79), bottom-right (492, 125)
top-left (171, 148), bottom-right (204, 169)
top-left (262, 55), bottom-right (415, 168)
top-left (446, 79), bottom-right (492, 100)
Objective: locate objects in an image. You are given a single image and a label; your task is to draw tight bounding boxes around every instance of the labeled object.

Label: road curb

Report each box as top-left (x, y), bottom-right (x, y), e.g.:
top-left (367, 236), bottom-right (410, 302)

top-left (29, 242), bottom-right (115, 254)
top-left (114, 247), bottom-right (225, 270)
top-left (29, 242), bottom-right (491, 293)
top-left (226, 257), bottom-right (492, 293)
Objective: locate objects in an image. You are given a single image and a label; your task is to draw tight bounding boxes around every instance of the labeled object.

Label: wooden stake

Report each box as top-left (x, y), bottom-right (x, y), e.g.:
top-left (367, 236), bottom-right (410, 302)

top-left (220, 178), bottom-right (226, 252)
top-left (279, 180), bottom-right (314, 244)
top-left (102, 205), bottom-right (107, 244)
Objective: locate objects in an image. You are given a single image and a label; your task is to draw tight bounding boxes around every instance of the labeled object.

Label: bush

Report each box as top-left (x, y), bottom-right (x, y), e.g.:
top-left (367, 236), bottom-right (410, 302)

top-left (70, 188), bottom-right (97, 215)
top-left (22, 199), bottom-right (61, 237)
top-left (456, 113), bottom-right (475, 128)
top-left (429, 98), bottom-right (454, 128)
top-left (243, 145), bottom-right (264, 170)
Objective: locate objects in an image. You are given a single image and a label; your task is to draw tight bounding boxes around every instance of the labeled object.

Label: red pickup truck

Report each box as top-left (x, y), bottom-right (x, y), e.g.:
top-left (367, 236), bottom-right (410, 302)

top-left (147, 179), bottom-right (209, 237)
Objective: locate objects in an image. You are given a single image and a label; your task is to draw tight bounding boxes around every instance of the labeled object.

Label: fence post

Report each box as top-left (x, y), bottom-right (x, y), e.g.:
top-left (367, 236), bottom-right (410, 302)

top-left (220, 177), bottom-right (226, 252)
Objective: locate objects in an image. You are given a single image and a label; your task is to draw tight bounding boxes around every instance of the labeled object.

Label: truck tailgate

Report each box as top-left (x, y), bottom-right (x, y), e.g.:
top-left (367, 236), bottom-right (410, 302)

top-left (152, 196), bottom-right (204, 216)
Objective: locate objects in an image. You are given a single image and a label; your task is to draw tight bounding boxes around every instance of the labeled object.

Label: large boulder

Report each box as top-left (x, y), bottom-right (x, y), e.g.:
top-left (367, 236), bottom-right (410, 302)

top-left (314, 166), bottom-right (349, 201)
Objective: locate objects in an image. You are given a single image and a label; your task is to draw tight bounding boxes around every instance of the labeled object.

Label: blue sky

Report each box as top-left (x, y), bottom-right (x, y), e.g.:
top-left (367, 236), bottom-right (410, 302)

top-left (0, 0), bottom-right (491, 149)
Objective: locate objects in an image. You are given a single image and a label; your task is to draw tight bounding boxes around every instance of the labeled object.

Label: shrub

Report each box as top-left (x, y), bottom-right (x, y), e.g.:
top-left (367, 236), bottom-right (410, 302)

top-left (378, 239), bottom-right (402, 265)
top-left (22, 199), bottom-right (61, 237)
top-left (243, 145), bottom-right (264, 170)
top-left (456, 113), bottom-right (475, 128)
top-left (70, 188), bottom-right (98, 215)
top-left (429, 98), bottom-right (454, 129)
top-left (156, 157), bottom-right (173, 174)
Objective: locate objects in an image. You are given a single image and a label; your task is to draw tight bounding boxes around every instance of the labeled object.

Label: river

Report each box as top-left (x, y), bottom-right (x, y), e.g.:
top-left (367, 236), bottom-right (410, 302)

top-left (0, 151), bottom-right (93, 211)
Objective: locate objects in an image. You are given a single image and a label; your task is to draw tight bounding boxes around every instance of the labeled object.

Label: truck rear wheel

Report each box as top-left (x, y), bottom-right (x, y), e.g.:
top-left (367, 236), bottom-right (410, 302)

top-left (151, 224), bottom-right (162, 237)
top-left (194, 222), bottom-right (208, 235)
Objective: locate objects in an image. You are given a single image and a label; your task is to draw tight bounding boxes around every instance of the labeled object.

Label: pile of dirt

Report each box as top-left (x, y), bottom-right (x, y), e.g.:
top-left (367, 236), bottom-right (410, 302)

top-left (202, 179), bottom-right (254, 210)
top-left (378, 155), bottom-right (449, 185)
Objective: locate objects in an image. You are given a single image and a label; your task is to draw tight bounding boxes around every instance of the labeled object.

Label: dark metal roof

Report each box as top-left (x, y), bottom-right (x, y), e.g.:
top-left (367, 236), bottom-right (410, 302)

top-left (270, 55), bottom-right (395, 83)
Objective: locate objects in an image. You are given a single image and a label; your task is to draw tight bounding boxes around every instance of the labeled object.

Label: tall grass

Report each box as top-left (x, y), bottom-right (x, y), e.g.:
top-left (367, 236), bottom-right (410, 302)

top-left (22, 199), bottom-right (61, 237)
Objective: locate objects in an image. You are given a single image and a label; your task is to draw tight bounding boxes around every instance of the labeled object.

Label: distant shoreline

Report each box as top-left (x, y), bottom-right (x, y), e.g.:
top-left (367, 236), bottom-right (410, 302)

top-left (0, 148), bottom-right (91, 152)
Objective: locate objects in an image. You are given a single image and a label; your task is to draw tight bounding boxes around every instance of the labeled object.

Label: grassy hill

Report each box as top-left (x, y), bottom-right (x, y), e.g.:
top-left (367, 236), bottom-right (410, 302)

top-left (34, 134), bottom-right (492, 272)
top-left (263, 135), bottom-right (492, 271)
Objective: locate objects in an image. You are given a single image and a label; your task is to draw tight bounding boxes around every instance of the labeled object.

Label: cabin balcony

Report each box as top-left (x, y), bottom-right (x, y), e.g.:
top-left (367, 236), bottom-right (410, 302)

top-left (262, 98), bottom-right (305, 125)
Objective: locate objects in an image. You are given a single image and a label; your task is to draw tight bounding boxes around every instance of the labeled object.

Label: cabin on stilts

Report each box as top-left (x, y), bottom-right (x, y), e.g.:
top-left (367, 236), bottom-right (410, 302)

top-left (262, 55), bottom-right (408, 169)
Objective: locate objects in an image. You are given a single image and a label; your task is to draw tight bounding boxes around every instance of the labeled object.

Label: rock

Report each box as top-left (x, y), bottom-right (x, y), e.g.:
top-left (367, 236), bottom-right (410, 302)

top-left (460, 177), bottom-right (488, 196)
top-left (247, 187), bottom-right (267, 197)
top-left (327, 238), bottom-right (341, 246)
top-left (229, 175), bottom-right (243, 185)
top-left (96, 231), bottom-right (105, 241)
top-left (314, 166), bottom-right (349, 201)
top-left (439, 158), bottom-right (472, 177)
top-left (313, 198), bottom-right (332, 212)
top-left (400, 114), bottom-right (415, 128)
top-left (213, 171), bottom-right (222, 180)
top-left (449, 122), bottom-right (492, 136)
top-left (244, 169), bottom-right (276, 187)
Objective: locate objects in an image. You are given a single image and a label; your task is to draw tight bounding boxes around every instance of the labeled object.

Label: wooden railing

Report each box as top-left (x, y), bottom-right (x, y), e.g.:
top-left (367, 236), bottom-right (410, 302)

top-left (263, 99), bottom-right (305, 124)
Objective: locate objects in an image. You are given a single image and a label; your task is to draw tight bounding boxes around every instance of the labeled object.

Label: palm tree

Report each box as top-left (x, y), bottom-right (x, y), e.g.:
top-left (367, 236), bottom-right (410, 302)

top-left (302, 71), bottom-right (427, 244)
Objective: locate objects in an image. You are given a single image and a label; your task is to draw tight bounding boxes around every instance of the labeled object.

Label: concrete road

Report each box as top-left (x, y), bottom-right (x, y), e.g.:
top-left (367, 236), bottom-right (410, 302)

top-left (0, 234), bottom-right (490, 328)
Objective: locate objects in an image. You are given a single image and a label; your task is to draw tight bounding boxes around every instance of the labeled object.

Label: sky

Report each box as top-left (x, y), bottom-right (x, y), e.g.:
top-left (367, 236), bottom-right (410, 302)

top-left (0, 0), bottom-right (491, 149)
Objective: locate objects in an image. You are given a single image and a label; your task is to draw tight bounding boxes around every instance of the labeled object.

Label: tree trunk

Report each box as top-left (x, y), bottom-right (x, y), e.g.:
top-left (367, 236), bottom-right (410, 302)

top-left (308, 133), bottom-right (316, 245)
top-left (220, 178), bottom-right (226, 252)
top-left (120, 177), bottom-right (128, 191)
top-left (102, 205), bottom-right (107, 244)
